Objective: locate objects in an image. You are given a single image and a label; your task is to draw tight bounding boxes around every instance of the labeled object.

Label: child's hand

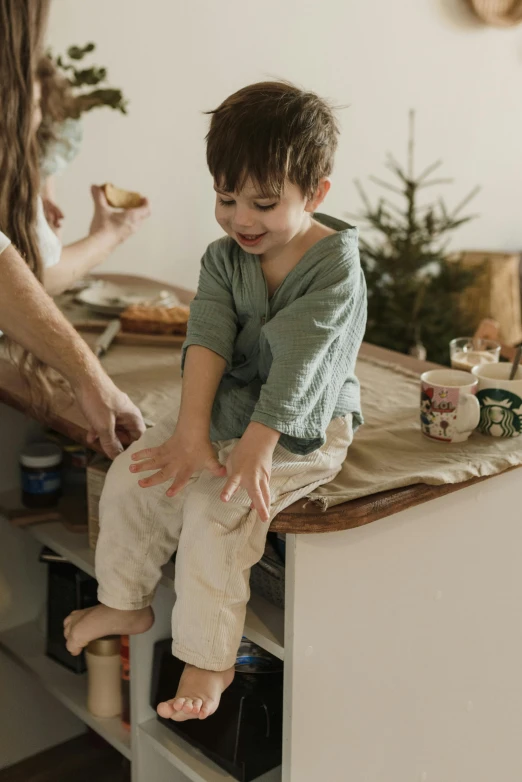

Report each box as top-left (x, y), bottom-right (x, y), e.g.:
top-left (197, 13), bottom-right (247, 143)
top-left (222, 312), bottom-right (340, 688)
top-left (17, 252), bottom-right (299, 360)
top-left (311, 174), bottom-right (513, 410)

top-left (129, 430), bottom-right (226, 497)
top-left (220, 431), bottom-right (274, 523)
top-left (89, 185), bottom-right (151, 244)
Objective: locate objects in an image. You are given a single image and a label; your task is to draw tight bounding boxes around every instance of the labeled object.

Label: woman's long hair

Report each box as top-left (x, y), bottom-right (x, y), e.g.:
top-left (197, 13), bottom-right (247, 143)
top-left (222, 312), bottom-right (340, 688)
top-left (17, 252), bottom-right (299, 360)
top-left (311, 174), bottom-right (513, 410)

top-left (0, 0), bottom-right (54, 409)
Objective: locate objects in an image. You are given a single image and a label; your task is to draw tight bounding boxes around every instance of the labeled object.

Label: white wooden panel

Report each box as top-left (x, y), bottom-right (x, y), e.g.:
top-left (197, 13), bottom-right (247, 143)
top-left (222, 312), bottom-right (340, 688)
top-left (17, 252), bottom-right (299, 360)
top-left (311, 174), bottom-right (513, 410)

top-left (283, 470), bottom-right (522, 782)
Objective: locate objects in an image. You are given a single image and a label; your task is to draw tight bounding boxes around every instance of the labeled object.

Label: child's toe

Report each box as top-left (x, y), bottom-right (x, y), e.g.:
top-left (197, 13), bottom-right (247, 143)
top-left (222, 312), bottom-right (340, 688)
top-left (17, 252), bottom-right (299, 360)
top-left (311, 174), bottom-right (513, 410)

top-left (157, 700), bottom-right (174, 719)
top-left (199, 700), bottom-right (215, 720)
top-left (65, 632), bottom-right (83, 656)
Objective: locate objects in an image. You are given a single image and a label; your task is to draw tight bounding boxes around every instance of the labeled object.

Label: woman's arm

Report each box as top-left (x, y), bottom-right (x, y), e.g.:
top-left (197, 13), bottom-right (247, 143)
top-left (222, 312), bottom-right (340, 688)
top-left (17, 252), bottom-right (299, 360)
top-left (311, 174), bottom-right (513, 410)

top-left (0, 242), bottom-right (145, 457)
top-left (42, 185), bottom-right (151, 296)
top-left (41, 175), bottom-right (57, 202)
top-left (41, 176), bottom-right (65, 238)
top-left (1, 243), bottom-right (95, 376)
top-left (43, 229), bottom-right (125, 295)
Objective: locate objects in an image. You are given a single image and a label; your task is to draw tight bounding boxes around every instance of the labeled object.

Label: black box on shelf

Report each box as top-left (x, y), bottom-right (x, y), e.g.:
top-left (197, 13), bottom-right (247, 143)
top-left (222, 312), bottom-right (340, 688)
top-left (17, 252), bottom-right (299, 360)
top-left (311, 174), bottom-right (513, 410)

top-left (250, 533), bottom-right (286, 609)
top-left (45, 556), bottom-right (98, 674)
top-left (150, 639), bottom-right (283, 782)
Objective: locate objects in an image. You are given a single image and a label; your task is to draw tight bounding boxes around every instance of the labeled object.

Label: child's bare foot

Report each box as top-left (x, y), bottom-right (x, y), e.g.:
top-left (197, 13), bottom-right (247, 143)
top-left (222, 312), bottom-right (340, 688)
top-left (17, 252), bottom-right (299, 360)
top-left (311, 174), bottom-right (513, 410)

top-left (63, 604), bottom-right (154, 656)
top-left (157, 663), bottom-right (235, 721)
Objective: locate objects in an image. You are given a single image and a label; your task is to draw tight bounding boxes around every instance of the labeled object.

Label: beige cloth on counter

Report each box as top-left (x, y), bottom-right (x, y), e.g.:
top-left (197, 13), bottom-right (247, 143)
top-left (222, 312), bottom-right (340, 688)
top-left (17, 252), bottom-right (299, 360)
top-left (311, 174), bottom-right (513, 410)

top-left (308, 356), bottom-right (522, 509)
top-left (92, 339), bottom-right (522, 511)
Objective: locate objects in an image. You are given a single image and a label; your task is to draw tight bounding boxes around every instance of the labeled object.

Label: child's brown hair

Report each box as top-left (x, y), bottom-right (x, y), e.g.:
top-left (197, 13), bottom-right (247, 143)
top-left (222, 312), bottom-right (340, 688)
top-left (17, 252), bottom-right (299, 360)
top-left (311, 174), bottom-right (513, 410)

top-left (206, 81), bottom-right (339, 199)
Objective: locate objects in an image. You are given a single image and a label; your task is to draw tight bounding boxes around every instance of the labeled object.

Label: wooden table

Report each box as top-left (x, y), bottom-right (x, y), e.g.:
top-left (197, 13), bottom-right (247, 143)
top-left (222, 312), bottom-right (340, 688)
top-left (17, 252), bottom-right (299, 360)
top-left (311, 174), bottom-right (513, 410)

top-left (1, 276), bottom-right (521, 782)
top-left (0, 318), bottom-right (499, 536)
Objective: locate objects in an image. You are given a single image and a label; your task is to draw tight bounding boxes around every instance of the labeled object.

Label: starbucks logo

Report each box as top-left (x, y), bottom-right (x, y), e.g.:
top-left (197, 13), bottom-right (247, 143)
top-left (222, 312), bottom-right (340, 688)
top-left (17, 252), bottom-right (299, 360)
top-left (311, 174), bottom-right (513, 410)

top-left (477, 389), bottom-right (522, 438)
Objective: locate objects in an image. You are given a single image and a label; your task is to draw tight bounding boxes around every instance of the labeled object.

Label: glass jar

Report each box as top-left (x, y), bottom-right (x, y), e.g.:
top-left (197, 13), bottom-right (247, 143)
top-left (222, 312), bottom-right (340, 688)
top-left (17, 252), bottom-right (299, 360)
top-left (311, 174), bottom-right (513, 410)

top-left (20, 443), bottom-right (63, 508)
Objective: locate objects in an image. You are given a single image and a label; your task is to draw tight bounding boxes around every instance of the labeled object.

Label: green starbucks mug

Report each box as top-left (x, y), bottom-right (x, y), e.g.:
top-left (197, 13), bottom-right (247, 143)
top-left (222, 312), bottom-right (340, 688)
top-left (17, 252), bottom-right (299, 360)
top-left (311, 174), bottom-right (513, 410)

top-left (471, 363), bottom-right (522, 438)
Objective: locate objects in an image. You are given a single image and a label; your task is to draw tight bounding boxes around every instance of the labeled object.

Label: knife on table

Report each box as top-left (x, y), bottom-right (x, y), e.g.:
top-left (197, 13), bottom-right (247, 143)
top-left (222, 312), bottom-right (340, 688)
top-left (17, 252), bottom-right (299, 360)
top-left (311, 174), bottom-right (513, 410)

top-left (93, 318), bottom-right (121, 358)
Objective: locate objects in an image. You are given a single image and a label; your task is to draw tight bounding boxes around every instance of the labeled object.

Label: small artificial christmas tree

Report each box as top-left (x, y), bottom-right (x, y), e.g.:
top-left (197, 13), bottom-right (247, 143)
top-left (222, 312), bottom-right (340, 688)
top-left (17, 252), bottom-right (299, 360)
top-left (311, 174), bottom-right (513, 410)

top-left (355, 112), bottom-right (480, 366)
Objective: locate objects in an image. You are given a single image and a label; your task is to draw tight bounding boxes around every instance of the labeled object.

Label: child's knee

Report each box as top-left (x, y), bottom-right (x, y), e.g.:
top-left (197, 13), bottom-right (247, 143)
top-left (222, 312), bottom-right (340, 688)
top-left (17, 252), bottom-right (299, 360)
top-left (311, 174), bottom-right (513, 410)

top-left (100, 447), bottom-right (140, 511)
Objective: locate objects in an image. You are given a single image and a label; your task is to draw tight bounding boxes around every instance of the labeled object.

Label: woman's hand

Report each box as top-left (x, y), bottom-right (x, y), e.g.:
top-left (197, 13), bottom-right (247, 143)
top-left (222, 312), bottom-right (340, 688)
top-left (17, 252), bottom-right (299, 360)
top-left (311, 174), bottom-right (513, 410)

top-left (89, 185), bottom-right (151, 245)
top-left (72, 373), bottom-right (145, 459)
top-left (42, 198), bottom-right (64, 234)
top-left (220, 424), bottom-right (280, 522)
top-left (130, 428), bottom-right (226, 497)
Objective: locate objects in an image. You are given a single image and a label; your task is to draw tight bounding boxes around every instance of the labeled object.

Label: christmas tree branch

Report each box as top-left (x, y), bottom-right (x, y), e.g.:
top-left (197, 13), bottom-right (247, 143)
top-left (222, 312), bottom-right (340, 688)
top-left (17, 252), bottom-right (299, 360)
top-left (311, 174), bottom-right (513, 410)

top-left (417, 177), bottom-right (454, 189)
top-left (416, 159), bottom-right (443, 182)
top-left (380, 198), bottom-right (407, 218)
top-left (369, 176), bottom-right (404, 196)
top-left (354, 179), bottom-right (373, 212)
top-left (408, 110), bottom-right (415, 179)
top-left (450, 185), bottom-right (481, 218)
top-left (384, 157), bottom-right (409, 184)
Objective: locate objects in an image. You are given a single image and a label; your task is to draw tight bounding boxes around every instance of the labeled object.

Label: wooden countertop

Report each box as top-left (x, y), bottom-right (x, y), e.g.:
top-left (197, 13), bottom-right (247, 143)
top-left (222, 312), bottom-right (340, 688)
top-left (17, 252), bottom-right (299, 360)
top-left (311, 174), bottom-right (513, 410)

top-left (0, 276), bottom-right (514, 534)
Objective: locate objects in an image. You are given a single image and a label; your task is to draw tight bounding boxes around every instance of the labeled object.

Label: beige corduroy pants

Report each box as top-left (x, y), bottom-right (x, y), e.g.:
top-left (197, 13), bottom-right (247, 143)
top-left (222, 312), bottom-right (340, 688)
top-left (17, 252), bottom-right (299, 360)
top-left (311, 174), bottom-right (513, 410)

top-left (96, 411), bottom-right (353, 670)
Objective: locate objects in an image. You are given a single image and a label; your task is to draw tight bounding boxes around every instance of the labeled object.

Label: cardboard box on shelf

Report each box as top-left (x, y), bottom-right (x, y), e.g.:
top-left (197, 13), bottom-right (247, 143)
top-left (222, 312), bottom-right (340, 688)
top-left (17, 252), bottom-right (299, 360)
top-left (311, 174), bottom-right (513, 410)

top-left (87, 455), bottom-right (112, 550)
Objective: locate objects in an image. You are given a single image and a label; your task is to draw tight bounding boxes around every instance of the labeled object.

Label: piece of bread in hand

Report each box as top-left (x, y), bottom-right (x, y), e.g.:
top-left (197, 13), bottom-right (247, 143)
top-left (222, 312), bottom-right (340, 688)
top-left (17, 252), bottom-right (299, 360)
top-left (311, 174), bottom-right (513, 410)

top-left (103, 183), bottom-right (143, 209)
top-left (120, 304), bottom-right (190, 335)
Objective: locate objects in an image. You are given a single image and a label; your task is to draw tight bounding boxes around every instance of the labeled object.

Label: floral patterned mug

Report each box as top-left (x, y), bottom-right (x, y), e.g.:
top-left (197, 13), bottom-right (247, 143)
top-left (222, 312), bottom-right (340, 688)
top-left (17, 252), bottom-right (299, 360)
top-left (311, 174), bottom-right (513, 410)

top-left (420, 369), bottom-right (480, 443)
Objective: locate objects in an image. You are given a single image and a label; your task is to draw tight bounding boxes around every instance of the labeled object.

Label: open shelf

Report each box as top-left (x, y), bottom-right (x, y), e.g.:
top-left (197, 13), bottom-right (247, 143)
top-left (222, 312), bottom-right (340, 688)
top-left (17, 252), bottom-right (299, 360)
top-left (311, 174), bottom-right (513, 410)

top-left (0, 487), bottom-right (285, 661)
top-left (160, 561), bottom-right (284, 660)
top-left (23, 520), bottom-right (284, 661)
top-left (0, 621), bottom-right (131, 760)
top-left (139, 718), bottom-right (281, 782)
top-left (30, 520), bottom-right (95, 576)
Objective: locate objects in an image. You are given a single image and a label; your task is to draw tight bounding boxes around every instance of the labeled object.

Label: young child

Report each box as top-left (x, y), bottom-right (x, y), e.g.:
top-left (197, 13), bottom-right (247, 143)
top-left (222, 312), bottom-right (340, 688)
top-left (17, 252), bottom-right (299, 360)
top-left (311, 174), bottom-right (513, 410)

top-left (64, 81), bottom-right (367, 721)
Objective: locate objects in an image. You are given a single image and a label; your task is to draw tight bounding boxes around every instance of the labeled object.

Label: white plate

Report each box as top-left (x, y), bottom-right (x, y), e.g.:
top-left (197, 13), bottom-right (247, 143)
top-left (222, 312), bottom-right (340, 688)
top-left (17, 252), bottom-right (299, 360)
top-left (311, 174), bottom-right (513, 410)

top-left (75, 281), bottom-right (180, 316)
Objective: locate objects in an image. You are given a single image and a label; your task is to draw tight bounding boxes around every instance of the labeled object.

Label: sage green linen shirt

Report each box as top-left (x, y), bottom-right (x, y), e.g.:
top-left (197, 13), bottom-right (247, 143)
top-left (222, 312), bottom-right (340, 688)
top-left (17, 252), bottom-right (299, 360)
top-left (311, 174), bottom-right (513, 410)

top-left (181, 214), bottom-right (367, 455)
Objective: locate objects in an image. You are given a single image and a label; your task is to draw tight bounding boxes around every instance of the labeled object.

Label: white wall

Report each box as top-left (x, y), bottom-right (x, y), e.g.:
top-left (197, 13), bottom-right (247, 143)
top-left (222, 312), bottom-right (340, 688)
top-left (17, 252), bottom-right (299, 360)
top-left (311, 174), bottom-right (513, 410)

top-left (47, 0), bottom-right (522, 292)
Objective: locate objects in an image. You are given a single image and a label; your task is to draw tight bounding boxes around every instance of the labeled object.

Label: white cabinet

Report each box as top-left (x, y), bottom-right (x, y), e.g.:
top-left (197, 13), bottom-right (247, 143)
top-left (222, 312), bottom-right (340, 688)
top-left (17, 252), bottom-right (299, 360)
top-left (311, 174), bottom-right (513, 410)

top-left (2, 400), bottom-right (522, 781)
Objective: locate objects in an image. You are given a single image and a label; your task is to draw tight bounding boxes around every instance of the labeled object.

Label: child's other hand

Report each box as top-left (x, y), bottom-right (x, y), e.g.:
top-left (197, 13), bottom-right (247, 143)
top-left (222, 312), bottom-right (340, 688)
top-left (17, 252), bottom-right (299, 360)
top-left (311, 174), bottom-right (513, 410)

top-left (129, 430), bottom-right (226, 497)
top-left (89, 185), bottom-right (151, 244)
top-left (221, 432), bottom-right (273, 523)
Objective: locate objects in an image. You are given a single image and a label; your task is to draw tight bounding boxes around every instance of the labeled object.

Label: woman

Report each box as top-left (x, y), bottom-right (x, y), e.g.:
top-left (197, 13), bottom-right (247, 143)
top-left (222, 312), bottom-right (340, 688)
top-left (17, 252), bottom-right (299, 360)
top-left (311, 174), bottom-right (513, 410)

top-left (0, 0), bottom-right (144, 456)
top-left (33, 57), bottom-right (151, 295)
top-left (1, 1), bottom-right (150, 298)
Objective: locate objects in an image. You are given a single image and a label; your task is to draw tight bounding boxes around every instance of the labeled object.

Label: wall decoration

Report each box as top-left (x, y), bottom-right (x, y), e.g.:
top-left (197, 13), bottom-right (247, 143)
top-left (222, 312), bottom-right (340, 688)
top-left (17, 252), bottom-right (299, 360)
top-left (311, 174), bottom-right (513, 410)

top-left (467, 0), bottom-right (522, 26)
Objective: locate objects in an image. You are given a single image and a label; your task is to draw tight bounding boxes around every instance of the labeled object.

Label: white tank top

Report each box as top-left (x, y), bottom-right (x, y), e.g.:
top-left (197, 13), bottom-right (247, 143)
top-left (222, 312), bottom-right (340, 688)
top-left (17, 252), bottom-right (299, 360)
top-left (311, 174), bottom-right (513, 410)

top-left (0, 230), bottom-right (10, 256)
top-left (0, 198), bottom-right (61, 268)
top-left (35, 196), bottom-right (61, 269)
